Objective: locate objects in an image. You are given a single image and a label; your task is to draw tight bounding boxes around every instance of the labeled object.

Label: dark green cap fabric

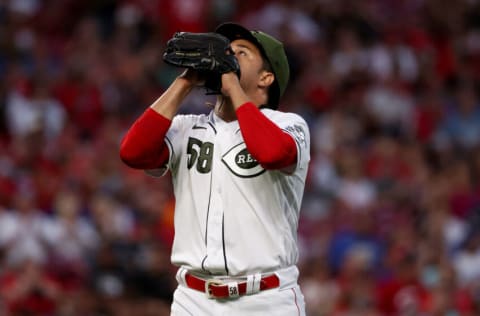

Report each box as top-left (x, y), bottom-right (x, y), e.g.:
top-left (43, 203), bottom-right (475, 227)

top-left (215, 23), bottom-right (290, 108)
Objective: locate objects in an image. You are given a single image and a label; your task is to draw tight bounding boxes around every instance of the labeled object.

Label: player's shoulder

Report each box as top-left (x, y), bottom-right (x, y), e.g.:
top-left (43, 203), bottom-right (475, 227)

top-left (262, 108), bottom-right (310, 147)
top-left (260, 108), bottom-right (308, 126)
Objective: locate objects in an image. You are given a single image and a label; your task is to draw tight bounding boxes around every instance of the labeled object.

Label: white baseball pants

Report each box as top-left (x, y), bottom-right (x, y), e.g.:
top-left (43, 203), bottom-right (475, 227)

top-left (171, 266), bottom-right (306, 316)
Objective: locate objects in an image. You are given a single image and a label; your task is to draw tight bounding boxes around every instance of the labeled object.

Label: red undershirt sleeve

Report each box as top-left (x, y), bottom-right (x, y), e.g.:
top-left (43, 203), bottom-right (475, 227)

top-left (119, 108), bottom-right (171, 169)
top-left (235, 102), bottom-right (297, 170)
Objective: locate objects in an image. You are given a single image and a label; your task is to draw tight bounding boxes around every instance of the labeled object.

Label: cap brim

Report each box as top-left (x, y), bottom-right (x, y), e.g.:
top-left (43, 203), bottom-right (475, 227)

top-left (215, 22), bottom-right (259, 47)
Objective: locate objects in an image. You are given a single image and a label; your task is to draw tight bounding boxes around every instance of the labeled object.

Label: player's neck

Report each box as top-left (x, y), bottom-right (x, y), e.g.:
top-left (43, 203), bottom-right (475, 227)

top-left (214, 92), bottom-right (266, 122)
top-left (214, 97), bottom-right (237, 122)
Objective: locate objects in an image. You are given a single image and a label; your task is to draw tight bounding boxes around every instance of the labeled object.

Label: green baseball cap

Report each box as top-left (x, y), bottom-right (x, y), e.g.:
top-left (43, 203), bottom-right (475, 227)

top-left (215, 22), bottom-right (290, 108)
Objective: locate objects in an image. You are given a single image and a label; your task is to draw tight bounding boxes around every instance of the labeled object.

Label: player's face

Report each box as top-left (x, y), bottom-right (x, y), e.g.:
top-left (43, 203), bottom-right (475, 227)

top-left (231, 39), bottom-right (269, 94)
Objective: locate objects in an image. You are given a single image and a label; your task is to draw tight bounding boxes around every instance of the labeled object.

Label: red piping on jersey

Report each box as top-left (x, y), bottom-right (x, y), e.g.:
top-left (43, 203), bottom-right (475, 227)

top-left (119, 108), bottom-right (171, 169)
top-left (236, 102), bottom-right (297, 170)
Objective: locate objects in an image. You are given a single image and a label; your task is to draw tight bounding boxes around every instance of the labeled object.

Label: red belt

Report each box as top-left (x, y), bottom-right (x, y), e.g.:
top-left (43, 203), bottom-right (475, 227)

top-left (184, 272), bottom-right (280, 299)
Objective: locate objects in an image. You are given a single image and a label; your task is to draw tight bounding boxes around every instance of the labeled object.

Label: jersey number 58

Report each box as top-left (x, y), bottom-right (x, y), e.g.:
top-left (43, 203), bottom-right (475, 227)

top-left (187, 137), bottom-right (214, 174)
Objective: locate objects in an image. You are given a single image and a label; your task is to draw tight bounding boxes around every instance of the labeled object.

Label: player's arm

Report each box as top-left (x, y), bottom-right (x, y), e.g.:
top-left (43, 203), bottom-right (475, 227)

top-left (120, 70), bottom-right (199, 169)
top-left (221, 73), bottom-right (297, 170)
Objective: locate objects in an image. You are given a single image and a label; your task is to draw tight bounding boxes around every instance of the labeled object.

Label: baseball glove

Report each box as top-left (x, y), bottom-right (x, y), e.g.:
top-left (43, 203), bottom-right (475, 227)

top-left (162, 32), bottom-right (240, 94)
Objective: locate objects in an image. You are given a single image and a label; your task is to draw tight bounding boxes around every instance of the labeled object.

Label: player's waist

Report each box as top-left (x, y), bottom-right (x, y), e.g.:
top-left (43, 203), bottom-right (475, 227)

top-left (175, 265), bottom-right (299, 299)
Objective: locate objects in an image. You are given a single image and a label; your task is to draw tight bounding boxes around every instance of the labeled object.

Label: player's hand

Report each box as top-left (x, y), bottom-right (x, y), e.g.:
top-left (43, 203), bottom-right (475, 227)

top-left (178, 68), bottom-right (205, 87)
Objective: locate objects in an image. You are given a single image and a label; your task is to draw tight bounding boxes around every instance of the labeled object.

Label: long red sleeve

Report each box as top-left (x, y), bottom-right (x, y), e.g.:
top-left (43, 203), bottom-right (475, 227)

top-left (236, 102), bottom-right (297, 170)
top-left (119, 108), bottom-right (171, 169)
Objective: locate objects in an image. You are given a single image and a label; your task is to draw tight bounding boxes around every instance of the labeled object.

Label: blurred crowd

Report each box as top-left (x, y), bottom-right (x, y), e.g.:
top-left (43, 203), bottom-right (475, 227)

top-left (0, 0), bottom-right (480, 315)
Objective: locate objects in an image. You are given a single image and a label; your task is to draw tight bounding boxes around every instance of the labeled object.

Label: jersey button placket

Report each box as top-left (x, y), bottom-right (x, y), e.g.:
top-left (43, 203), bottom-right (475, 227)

top-left (204, 127), bottom-right (226, 273)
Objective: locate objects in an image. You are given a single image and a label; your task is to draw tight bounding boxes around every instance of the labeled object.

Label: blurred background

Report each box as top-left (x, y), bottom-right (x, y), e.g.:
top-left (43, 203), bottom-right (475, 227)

top-left (0, 0), bottom-right (480, 315)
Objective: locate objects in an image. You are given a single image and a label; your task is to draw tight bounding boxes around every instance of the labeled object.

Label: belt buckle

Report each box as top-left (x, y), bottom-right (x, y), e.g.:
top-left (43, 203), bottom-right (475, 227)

top-left (205, 279), bottom-right (224, 299)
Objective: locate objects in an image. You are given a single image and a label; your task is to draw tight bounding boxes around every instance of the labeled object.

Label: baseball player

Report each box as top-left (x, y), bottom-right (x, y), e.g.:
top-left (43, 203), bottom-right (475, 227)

top-left (120, 22), bottom-right (310, 315)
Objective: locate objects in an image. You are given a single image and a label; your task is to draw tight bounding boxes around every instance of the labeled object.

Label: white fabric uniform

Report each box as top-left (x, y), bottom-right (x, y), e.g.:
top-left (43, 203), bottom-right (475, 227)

top-left (147, 108), bottom-right (310, 315)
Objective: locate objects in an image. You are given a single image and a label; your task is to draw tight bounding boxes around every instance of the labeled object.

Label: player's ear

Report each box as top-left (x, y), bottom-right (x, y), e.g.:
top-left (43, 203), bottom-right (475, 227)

top-left (258, 71), bottom-right (274, 89)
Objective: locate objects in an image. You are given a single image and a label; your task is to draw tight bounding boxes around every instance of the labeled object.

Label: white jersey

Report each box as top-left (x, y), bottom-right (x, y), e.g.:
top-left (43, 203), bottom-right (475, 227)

top-left (147, 108), bottom-right (310, 276)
